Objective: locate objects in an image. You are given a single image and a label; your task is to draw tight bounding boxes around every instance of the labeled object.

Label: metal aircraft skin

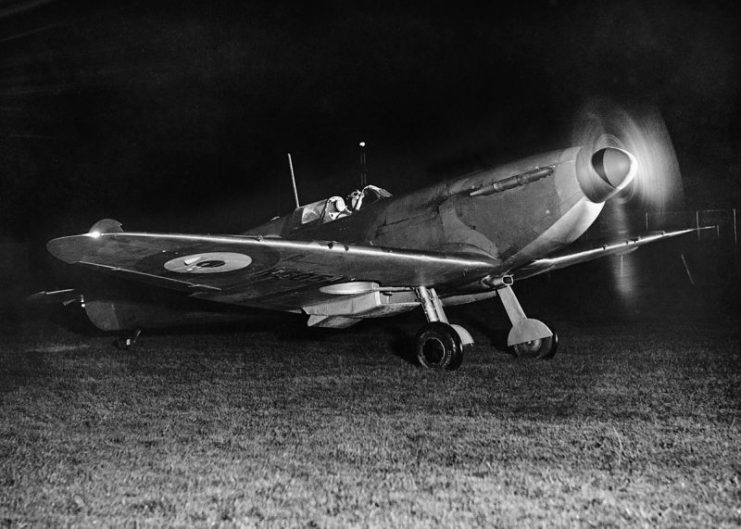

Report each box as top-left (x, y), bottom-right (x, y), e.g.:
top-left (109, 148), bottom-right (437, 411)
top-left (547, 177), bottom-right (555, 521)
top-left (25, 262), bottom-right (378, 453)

top-left (44, 144), bottom-right (696, 369)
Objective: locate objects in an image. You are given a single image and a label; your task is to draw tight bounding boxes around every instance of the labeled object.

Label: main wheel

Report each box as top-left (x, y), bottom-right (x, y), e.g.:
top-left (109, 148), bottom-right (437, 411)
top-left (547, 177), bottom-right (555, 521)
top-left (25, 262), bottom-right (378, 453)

top-left (510, 332), bottom-right (558, 359)
top-left (415, 322), bottom-right (464, 370)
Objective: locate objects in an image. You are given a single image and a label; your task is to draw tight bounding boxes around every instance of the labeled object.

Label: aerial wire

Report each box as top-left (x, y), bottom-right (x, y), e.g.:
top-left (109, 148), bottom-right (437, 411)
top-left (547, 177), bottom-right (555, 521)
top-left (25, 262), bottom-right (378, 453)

top-left (359, 141), bottom-right (367, 188)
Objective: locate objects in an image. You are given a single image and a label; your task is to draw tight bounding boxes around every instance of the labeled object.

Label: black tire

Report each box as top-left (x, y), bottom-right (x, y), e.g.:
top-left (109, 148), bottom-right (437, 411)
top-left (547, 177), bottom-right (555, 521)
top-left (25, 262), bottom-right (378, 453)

top-left (510, 332), bottom-right (558, 359)
top-left (415, 322), bottom-right (464, 370)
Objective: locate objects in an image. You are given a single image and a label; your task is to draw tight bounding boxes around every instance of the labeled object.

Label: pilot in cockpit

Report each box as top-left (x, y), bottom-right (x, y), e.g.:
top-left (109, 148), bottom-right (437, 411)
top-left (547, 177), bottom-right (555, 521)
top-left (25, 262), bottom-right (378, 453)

top-left (348, 189), bottom-right (364, 211)
top-left (324, 195), bottom-right (351, 221)
top-left (298, 186), bottom-right (391, 226)
top-left (347, 185), bottom-right (390, 212)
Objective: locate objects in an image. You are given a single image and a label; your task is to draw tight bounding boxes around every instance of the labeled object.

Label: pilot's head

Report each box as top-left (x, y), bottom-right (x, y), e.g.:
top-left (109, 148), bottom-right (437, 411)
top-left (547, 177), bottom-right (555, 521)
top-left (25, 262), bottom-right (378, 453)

top-left (349, 190), bottom-right (363, 210)
top-left (327, 196), bottom-right (347, 215)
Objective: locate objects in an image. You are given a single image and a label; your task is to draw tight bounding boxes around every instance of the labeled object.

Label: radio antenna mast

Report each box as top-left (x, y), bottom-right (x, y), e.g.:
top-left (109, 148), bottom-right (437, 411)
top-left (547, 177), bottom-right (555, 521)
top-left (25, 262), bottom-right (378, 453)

top-left (287, 153), bottom-right (300, 209)
top-left (359, 141), bottom-right (367, 188)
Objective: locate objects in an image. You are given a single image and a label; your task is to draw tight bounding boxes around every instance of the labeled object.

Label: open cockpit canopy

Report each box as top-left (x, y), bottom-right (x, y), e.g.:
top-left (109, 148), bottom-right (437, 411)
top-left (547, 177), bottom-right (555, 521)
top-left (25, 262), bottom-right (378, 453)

top-left (295, 185), bottom-right (392, 227)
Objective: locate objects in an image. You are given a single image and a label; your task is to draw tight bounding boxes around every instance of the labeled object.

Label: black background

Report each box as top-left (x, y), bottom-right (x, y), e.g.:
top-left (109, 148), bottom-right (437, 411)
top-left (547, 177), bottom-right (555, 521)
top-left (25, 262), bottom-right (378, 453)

top-left (1, 0), bottom-right (739, 241)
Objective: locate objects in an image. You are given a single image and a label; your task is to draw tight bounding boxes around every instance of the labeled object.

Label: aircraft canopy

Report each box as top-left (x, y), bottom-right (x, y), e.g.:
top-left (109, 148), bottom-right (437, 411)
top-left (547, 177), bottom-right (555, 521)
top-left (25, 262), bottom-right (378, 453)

top-left (297, 185), bottom-right (392, 226)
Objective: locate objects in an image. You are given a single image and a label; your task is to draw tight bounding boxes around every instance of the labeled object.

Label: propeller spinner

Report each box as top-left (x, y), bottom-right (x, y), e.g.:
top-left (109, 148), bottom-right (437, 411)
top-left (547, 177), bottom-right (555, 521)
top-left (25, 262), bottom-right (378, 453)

top-left (578, 146), bottom-right (637, 203)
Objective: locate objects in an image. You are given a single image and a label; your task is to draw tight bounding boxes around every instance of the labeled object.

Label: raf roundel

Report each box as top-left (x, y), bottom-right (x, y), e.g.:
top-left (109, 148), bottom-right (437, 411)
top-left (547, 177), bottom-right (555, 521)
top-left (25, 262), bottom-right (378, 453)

top-left (164, 252), bottom-right (253, 274)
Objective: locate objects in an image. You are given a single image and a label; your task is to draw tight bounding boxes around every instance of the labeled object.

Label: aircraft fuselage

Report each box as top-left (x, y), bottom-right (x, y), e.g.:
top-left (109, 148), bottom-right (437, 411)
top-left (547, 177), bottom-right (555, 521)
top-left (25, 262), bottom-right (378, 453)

top-left (250, 146), bottom-right (604, 279)
top-left (45, 142), bottom-right (636, 345)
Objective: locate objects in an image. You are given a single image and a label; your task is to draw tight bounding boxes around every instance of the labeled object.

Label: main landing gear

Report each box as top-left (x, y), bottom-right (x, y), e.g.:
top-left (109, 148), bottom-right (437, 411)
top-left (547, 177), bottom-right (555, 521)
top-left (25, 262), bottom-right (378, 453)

top-left (414, 286), bottom-right (473, 370)
top-left (413, 280), bottom-right (558, 369)
top-left (495, 283), bottom-right (558, 359)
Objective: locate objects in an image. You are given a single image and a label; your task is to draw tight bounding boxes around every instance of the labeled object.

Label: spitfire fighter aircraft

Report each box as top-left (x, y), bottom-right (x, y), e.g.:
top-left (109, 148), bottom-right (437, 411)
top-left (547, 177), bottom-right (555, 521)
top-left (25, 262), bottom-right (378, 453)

top-left (43, 107), bottom-right (696, 370)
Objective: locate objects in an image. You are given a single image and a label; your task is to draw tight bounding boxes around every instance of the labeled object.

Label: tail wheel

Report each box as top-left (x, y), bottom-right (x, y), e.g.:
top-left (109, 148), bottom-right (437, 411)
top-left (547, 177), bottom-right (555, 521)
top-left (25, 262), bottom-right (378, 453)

top-left (114, 337), bottom-right (135, 350)
top-left (114, 329), bottom-right (141, 350)
top-left (415, 322), bottom-right (464, 370)
top-left (510, 333), bottom-right (558, 359)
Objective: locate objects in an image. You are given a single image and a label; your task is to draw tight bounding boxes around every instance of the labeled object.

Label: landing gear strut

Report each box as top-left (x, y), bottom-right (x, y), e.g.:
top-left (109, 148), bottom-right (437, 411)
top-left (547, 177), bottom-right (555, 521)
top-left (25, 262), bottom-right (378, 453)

top-left (495, 284), bottom-right (558, 359)
top-left (114, 329), bottom-right (141, 350)
top-left (414, 286), bottom-right (472, 370)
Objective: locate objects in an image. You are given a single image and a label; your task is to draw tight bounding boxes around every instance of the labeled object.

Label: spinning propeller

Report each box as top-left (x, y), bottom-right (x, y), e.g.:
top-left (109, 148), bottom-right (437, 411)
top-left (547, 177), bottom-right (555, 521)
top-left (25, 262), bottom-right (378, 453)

top-left (573, 99), bottom-right (685, 309)
top-left (574, 99), bottom-right (684, 213)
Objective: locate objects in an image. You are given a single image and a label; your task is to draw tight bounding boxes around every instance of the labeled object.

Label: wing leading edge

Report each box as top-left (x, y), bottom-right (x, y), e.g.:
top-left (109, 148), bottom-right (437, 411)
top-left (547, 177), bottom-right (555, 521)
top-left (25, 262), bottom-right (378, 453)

top-left (47, 230), bottom-right (498, 310)
top-left (514, 227), bottom-right (711, 280)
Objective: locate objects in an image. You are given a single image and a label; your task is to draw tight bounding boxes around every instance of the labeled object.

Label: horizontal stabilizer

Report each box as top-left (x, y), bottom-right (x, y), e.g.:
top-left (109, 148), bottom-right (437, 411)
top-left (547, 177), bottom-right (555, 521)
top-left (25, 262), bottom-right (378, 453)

top-left (26, 288), bottom-right (79, 306)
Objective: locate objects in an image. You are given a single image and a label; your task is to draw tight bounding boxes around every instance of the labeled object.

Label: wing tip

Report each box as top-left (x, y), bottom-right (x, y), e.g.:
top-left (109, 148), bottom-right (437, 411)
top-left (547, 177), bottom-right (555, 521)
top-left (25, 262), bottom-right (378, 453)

top-left (47, 218), bottom-right (124, 262)
top-left (88, 218), bottom-right (123, 236)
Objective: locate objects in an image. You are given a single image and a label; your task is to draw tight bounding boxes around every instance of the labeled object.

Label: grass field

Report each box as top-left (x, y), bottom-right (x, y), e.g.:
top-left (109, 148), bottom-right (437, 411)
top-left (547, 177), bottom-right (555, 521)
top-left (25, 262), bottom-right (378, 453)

top-left (1, 313), bottom-right (740, 528)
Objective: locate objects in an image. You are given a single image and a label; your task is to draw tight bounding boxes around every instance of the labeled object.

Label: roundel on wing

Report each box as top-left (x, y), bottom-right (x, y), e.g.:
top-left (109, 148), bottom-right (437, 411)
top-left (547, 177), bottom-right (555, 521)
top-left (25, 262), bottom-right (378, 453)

top-left (164, 252), bottom-right (253, 274)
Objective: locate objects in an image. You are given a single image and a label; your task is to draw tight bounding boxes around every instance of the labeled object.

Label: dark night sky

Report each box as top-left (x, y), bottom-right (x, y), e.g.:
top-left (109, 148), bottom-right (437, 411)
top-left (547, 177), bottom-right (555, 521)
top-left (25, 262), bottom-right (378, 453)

top-left (1, 0), bottom-right (740, 241)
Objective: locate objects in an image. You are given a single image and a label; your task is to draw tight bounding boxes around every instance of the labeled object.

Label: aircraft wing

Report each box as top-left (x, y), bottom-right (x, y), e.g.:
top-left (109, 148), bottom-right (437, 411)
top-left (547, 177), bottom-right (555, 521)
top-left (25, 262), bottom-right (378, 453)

top-left (514, 228), bottom-right (708, 280)
top-left (47, 231), bottom-right (498, 310)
